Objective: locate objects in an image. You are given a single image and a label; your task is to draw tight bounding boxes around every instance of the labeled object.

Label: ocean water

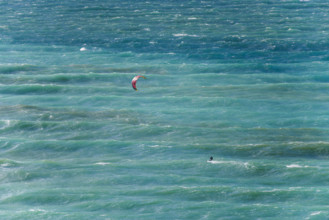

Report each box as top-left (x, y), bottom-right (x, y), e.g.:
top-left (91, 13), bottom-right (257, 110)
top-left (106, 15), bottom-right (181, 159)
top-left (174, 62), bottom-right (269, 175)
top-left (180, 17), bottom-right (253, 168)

top-left (1, 0), bottom-right (329, 219)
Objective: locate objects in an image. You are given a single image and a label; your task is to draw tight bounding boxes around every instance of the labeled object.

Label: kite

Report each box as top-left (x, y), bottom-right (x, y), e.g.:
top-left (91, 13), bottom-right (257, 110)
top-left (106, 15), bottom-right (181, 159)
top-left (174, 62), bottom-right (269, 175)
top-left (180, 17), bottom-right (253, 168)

top-left (131, 75), bottom-right (146, 91)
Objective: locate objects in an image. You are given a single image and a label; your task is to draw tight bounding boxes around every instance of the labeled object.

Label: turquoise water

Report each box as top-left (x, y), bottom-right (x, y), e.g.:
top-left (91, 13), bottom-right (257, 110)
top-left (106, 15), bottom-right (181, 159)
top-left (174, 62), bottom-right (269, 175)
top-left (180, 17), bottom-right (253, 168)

top-left (1, 0), bottom-right (329, 219)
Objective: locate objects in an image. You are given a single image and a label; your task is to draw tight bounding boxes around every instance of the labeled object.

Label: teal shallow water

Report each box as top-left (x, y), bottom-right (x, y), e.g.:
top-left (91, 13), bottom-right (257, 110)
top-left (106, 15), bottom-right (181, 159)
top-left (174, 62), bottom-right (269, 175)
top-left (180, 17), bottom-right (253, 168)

top-left (1, 0), bottom-right (329, 219)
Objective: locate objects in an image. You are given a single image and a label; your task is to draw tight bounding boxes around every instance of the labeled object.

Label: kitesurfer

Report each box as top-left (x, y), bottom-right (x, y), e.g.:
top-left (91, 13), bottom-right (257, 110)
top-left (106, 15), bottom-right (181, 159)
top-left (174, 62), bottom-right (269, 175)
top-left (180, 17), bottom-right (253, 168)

top-left (209, 156), bottom-right (213, 161)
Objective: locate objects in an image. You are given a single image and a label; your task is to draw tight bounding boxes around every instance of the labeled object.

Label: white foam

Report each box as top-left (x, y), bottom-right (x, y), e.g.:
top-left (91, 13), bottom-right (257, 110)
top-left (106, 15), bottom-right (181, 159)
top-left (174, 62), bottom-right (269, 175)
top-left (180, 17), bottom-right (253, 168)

top-left (208, 160), bottom-right (251, 168)
top-left (0, 120), bottom-right (11, 130)
top-left (80, 47), bottom-right (87, 51)
top-left (148, 145), bottom-right (172, 148)
top-left (95, 162), bottom-right (111, 166)
top-left (310, 211), bottom-right (322, 216)
top-left (173, 33), bottom-right (188, 37)
top-left (286, 164), bottom-right (309, 168)
top-left (1, 163), bottom-right (10, 167)
top-left (29, 208), bottom-right (46, 212)
top-left (207, 160), bottom-right (225, 164)
top-left (286, 164), bottom-right (302, 168)
top-left (149, 145), bottom-right (160, 148)
top-left (173, 33), bottom-right (199, 37)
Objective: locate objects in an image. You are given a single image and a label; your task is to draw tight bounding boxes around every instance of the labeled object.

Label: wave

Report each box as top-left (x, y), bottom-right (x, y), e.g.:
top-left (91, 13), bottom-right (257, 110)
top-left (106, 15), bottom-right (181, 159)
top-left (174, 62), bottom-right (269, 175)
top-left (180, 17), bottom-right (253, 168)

top-left (0, 106), bottom-right (143, 125)
top-left (0, 85), bottom-right (62, 95)
top-left (0, 158), bottom-right (20, 168)
top-left (0, 64), bottom-right (40, 74)
top-left (0, 84), bottom-right (129, 95)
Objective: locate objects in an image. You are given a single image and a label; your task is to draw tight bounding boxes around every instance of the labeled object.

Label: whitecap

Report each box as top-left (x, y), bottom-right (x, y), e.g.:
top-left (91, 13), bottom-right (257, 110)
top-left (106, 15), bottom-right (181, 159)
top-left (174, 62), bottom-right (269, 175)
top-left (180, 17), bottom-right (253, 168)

top-left (286, 164), bottom-right (309, 168)
top-left (207, 160), bottom-right (226, 164)
top-left (80, 47), bottom-right (87, 51)
top-left (29, 208), bottom-right (46, 212)
top-left (0, 120), bottom-right (11, 130)
top-left (173, 33), bottom-right (188, 37)
top-left (208, 160), bottom-right (251, 168)
top-left (149, 145), bottom-right (160, 148)
top-left (310, 211), bottom-right (322, 216)
top-left (1, 163), bottom-right (10, 167)
top-left (95, 162), bottom-right (111, 166)
top-left (148, 145), bottom-right (172, 148)
top-left (173, 33), bottom-right (199, 37)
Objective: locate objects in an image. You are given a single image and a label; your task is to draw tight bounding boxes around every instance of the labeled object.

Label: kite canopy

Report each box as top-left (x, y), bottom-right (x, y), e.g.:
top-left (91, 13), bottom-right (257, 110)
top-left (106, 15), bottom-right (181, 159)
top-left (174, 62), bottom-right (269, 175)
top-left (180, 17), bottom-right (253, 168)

top-left (131, 75), bottom-right (146, 91)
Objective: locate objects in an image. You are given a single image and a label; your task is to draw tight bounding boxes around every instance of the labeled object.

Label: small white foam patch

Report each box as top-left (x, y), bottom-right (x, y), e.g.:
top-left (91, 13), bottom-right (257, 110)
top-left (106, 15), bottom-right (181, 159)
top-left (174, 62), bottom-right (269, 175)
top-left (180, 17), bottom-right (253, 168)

top-left (286, 164), bottom-right (309, 168)
top-left (173, 33), bottom-right (199, 37)
top-left (95, 162), bottom-right (111, 166)
top-left (80, 47), bottom-right (87, 51)
top-left (29, 208), bottom-right (46, 212)
top-left (207, 160), bottom-right (226, 164)
top-left (0, 120), bottom-right (12, 130)
top-left (310, 211), bottom-right (322, 216)
top-left (148, 145), bottom-right (172, 148)
top-left (207, 160), bottom-right (251, 168)
top-left (1, 163), bottom-right (10, 167)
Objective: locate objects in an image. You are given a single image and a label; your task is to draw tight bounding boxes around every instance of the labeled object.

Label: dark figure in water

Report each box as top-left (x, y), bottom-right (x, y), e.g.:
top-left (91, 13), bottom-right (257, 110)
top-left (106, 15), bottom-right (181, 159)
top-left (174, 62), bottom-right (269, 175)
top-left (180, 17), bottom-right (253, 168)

top-left (209, 156), bottom-right (213, 161)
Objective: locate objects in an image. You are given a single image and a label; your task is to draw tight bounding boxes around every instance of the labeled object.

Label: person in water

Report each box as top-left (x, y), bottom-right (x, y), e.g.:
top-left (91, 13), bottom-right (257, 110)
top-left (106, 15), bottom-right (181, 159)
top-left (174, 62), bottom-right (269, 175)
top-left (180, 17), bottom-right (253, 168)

top-left (209, 156), bottom-right (213, 161)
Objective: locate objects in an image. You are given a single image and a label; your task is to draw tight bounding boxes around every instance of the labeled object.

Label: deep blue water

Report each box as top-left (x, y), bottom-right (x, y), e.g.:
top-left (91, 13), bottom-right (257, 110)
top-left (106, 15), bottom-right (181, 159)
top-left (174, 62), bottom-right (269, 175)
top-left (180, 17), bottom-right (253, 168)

top-left (1, 0), bottom-right (329, 219)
